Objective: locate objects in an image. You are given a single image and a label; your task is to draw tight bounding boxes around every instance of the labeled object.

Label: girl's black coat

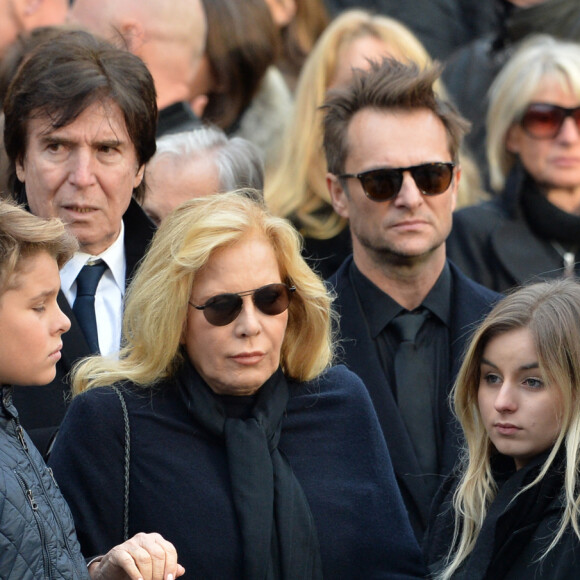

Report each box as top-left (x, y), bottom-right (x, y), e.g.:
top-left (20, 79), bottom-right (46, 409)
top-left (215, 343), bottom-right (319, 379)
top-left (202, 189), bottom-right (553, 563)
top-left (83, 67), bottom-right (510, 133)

top-left (425, 452), bottom-right (580, 579)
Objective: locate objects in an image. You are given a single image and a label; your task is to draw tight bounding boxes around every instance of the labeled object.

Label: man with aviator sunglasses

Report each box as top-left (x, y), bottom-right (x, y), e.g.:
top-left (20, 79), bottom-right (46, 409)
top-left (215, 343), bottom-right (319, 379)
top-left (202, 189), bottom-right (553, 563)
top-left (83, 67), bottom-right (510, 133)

top-left (324, 58), bottom-right (499, 541)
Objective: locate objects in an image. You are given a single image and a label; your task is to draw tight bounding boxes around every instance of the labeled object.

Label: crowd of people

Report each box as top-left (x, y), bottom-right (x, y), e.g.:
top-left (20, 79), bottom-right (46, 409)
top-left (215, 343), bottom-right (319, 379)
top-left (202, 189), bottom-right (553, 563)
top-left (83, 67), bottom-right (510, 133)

top-left (1, 1), bottom-right (580, 579)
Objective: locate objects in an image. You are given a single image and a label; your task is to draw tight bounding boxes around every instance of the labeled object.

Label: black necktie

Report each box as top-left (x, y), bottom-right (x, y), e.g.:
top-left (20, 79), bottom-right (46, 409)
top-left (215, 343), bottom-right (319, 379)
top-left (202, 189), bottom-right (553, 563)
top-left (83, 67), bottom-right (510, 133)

top-left (73, 261), bottom-right (107, 353)
top-left (391, 310), bottom-right (437, 475)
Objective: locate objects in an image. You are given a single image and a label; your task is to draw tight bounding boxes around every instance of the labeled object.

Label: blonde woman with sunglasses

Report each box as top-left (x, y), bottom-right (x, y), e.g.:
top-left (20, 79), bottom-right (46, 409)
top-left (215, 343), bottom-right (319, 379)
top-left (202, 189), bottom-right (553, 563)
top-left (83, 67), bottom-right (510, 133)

top-left (48, 191), bottom-right (426, 580)
top-left (448, 35), bottom-right (580, 292)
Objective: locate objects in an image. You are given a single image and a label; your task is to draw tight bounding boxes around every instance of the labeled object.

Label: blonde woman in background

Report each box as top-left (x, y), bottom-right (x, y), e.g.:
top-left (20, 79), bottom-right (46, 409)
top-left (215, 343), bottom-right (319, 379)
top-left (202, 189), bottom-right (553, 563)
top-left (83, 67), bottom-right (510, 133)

top-left (265, 9), bottom-right (483, 278)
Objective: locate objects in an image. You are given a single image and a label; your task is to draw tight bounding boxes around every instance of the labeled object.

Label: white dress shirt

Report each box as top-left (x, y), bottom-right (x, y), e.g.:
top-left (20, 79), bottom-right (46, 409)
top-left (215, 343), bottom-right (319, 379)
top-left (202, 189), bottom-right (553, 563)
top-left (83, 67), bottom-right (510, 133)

top-left (60, 222), bottom-right (126, 357)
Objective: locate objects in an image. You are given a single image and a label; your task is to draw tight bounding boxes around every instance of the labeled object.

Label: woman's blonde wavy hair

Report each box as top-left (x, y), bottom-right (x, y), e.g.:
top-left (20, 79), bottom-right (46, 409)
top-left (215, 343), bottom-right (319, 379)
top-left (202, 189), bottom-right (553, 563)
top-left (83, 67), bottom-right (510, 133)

top-left (72, 190), bottom-right (335, 395)
top-left (487, 34), bottom-right (580, 192)
top-left (438, 279), bottom-right (580, 579)
top-left (264, 9), bottom-right (439, 240)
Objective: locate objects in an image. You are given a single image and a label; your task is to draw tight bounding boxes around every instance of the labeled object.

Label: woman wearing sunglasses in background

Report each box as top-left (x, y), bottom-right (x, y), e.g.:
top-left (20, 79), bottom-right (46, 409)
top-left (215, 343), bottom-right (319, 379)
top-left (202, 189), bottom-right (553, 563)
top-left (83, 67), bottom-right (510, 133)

top-left (48, 191), bottom-right (426, 579)
top-left (425, 279), bottom-right (580, 579)
top-left (447, 35), bottom-right (580, 293)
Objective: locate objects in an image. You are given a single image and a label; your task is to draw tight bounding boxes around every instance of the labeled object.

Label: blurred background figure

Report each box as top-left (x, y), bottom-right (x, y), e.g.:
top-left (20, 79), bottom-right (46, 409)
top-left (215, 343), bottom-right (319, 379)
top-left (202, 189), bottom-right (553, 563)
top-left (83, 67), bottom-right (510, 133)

top-left (443, 0), bottom-right (580, 188)
top-left (70, 0), bottom-right (206, 137)
top-left (265, 9), bottom-right (484, 279)
top-left (0, 0), bottom-right (68, 60)
top-left (264, 0), bottom-right (329, 92)
top-left (192, 0), bottom-right (292, 171)
top-left (448, 35), bottom-right (580, 292)
top-left (322, 0), bottom-right (498, 61)
top-left (142, 126), bottom-right (264, 225)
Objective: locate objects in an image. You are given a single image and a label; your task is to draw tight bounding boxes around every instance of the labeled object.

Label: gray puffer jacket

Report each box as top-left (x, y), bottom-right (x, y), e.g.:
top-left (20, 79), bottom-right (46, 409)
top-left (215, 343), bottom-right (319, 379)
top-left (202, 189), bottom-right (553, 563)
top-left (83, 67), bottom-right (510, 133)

top-left (0, 386), bottom-right (89, 579)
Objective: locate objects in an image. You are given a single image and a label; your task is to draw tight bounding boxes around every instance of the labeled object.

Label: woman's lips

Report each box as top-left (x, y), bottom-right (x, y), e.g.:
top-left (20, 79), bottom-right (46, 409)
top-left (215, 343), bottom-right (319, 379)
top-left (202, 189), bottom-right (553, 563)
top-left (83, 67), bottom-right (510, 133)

top-left (231, 352), bottom-right (265, 365)
top-left (494, 422), bottom-right (522, 435)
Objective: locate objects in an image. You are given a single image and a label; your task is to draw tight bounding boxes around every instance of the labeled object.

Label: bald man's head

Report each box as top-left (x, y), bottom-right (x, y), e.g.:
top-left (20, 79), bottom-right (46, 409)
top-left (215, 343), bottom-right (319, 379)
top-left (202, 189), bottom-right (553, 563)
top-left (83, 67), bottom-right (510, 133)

top-left (70, 0), bottom-right (206, 106)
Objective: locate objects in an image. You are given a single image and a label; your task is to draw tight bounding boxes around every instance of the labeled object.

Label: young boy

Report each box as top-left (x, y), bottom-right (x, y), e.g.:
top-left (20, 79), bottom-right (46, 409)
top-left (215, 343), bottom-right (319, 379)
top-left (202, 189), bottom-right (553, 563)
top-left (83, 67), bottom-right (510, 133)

top-left (0, 201), bottom-right (184, 579)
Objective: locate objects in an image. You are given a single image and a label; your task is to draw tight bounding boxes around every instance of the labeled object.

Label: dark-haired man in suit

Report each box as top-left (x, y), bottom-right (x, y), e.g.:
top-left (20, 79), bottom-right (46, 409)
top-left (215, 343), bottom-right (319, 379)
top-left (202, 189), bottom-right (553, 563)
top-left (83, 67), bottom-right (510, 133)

top-left (3, 29), bottom-right (159, 457)
top-left (324, 58), bottom-right (500, 540)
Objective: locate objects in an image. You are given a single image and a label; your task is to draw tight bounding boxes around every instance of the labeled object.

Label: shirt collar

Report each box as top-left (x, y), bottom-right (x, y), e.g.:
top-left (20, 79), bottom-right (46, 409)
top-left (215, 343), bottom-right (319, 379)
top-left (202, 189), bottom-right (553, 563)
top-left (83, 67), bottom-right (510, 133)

top-left (350, 260), bottom-right (452, 338)
top-left (60, 221), bottom-right (126, 294)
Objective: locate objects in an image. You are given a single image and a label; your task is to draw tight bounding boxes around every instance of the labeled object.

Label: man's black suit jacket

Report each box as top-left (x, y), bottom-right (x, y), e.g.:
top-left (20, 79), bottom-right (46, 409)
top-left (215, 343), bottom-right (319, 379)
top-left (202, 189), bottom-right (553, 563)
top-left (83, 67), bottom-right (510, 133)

top-left (13, 199), bottom-right (156, 457)
top-left (328, 256), bottom-right (500, 538)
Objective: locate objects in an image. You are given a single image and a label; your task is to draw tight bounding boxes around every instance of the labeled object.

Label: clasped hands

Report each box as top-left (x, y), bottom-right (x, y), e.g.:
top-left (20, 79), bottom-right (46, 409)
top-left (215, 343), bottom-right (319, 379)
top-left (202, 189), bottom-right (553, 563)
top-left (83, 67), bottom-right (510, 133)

top-left (88, 532), bottom-right (185, 580)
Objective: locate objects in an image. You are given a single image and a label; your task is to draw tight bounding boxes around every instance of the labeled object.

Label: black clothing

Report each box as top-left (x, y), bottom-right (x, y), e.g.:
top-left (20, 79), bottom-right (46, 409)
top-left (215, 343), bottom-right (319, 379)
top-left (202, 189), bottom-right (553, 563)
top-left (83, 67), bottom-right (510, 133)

top-left (425, 451), bottom-right (580, 579)
top-left (323, 0), bottom-right (497, 60)
top-left (352, 261), bottom-right (451, 405)
top-left (301, 225), bottom-right (352, 279)
top-left (156, 101), bottom-right (202, 138)
top-left (179, 361), bottom-right (323, 579)
top-left (13, 199), bottom-right (156, 457)
top-left (0, 386), bottom-right (88, 579)
top-left (328, 257), bottom-right (500, 539)
top-left (448, 165), bottom-right (580, 292)
top-left (50, 365), bottom-right (427, 579)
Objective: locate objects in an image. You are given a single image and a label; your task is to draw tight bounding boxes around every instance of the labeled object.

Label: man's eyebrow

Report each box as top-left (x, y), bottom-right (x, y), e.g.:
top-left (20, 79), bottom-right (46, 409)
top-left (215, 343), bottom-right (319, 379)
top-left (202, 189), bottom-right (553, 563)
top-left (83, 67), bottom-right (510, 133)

top-left (39, 135), bottom-right (71, 145)
top-left (95, 139), bottom-right (123, 148)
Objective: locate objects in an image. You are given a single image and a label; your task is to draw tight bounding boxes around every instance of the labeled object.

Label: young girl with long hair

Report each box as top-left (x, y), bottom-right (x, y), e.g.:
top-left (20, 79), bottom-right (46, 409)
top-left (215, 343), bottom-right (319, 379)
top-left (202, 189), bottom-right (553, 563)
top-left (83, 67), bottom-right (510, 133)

top-left (425, 278), bottom-right (580, 579)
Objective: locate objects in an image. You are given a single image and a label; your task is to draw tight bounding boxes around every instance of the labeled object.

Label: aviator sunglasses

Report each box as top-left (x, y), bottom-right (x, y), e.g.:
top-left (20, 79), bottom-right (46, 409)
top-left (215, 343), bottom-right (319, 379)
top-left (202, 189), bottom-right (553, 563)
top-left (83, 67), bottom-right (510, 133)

top-left (189, 283), bottom-right (296, 326)
top-left (338, 162), bottom-right (455, 202)
top-left (520, 103), bottom-right (580, 139)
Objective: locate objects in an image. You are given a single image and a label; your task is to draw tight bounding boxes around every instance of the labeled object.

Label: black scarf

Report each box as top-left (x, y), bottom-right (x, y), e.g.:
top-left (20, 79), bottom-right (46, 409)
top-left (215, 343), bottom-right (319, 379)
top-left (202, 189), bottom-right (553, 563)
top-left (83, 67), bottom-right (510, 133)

top-left (520, 174), bottom-right (580, 247)
top-left (176, 358), bottom-right (323, 580)
top-left (463, 450), bottom-right (564, 579)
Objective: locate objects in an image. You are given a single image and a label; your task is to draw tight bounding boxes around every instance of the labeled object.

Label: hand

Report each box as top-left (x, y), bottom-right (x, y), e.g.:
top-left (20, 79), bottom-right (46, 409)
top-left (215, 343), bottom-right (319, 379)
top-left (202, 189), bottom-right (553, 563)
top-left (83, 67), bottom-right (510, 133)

top-left (88, 532), bottom-right (185, 580)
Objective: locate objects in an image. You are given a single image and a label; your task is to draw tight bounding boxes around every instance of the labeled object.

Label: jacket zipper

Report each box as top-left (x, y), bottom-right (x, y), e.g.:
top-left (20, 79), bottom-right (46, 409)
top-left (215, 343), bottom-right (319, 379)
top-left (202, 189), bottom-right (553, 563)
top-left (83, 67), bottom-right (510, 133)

top-left (14, 471), bottom-right (51, 579)
top-left (14, 421), bottom-right (80, 574)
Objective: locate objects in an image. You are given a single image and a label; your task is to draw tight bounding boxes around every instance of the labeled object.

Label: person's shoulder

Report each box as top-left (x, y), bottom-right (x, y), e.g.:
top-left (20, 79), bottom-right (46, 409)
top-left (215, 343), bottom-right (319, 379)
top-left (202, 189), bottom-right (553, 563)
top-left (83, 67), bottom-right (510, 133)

top-left (450, 260), bottom-right (501, 294)
top-left (453, 196), bottom-right (508, 227)
top-left (326, 255), bottom-right (353, 290)
top-left (70, 382), bottom-right (150, 414)
top-left (289, 365), bottom-right (370, 411)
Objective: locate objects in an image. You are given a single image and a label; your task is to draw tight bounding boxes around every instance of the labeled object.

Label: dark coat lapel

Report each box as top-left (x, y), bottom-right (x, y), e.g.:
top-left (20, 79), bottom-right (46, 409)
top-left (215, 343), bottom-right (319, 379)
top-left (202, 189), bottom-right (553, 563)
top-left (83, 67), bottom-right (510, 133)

top-left (490, 218), bottom-right (562, 286)
top-left (123, 198), bottom-right (157, 285)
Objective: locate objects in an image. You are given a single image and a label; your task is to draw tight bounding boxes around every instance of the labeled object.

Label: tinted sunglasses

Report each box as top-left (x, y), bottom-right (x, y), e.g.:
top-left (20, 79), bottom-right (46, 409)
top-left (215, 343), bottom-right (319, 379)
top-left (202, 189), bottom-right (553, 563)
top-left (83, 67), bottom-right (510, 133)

top-left (189, 283), bottom-right (295, 326)
top-left (520, 103), bottom-right (580, 139)
top-left (338, 162), bottom-right (455, 201)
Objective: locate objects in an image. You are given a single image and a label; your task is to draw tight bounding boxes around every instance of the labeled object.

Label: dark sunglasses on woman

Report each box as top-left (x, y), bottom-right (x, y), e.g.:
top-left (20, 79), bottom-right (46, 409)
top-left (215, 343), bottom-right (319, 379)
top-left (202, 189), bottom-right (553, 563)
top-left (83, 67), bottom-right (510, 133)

top-left (338, 162), bottom-right (455, 202)
top-left (520, 102), bottom-right (580, 139)
top-left (189, 283), bottom-right (295, 326)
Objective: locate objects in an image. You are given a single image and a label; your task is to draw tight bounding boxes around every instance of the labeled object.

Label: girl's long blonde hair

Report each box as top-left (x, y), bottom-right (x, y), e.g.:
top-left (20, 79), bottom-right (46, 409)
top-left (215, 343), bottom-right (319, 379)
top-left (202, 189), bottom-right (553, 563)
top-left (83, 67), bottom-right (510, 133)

top-left (438, 279), bottom-right (580, 579)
